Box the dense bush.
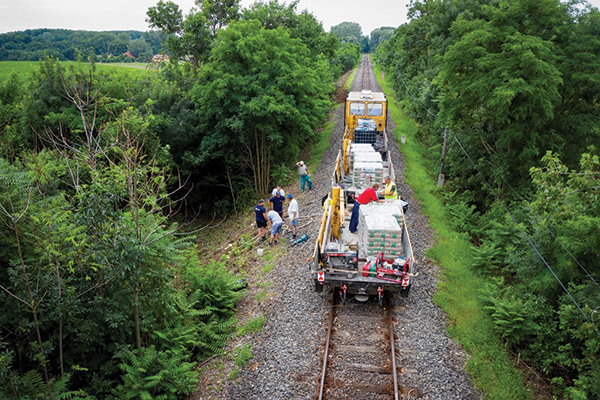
[377,0,600,397]
[0,60,243,398]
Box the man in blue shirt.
[254,199,268,241]
[269,191,285,220]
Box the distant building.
[152,54,169,62]
[123,51,136,58]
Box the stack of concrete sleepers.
[350,142,383,187]
[357,206,404,260]
[349,143,376,171]
[360,202,404,226]
[353,161,384,188]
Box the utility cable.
[473,142,600,291]
[384,64,599,331]
[453,135,600,336]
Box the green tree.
[242,0,339,61]
[331,21,364,47]
[369,26,395,53]
[190,20,332,202]
[146,1,211,69]
[438,0,564,197]
[146,0,240,69]
[127,38,153,61]
[0,59,244,398]
[330,42,361,77]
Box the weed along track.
[316,292,423,400]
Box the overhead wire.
[386,64,599,332]
[475,147,600,291]
[453,136,599,335]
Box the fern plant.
[113,345,198,400]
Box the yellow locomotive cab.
[344,90,387,141]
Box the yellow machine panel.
[344,90,387,140]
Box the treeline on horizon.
[376,0,600,398]
[0,23,397,64]
[0,29,165,63]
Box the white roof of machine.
[347,91,386,102]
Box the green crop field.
[0,61,41,78]
[96,62,152,70]
[0,61,153,79]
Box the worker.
[380,175,397,200]
[295,161,313,193]
[254,199,268,241]
[286,193,299,239]
[269,191,285,220]
[271,185,285,197]
[349,183,380,233]
[267,210,283,246]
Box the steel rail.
[387,295,400,400]
[317,291,337,400]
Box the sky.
[1,0,599,37]
[0,0,411,36]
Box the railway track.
[314,55,425,400]
[316,291,416,400]
[359,54,373,91]
[315,292,424,400]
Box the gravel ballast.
[198,55,482,400]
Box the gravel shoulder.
[193,56,482,400]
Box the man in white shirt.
[286,193,299,239]
[267,210,283,246]
[272,185,285,197]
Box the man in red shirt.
[349,183,380,233]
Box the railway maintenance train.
[311,90,416,305]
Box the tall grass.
[373,63,530,399]
[307,105,340,172]
[345,70,356,90]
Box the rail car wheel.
[314,280,323,293]
[339,284,347,305]
[377,286,384,308]
[400,286,411,298]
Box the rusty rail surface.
[317,291,337,400]
[316,292,400,400]
[388,295,399,400]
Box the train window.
[349,102,365,115]
[367,103,383,116]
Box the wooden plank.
[341,362,388,374]
[350,382,390,394]
[400,386,424,397]
[335,345,381,353]
[334,331,385,341]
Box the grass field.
[0,61,153,79]
[96,62,152,70]
[373,63,531,400]
[0,61,41,77]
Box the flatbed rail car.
[311,90,416,305]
